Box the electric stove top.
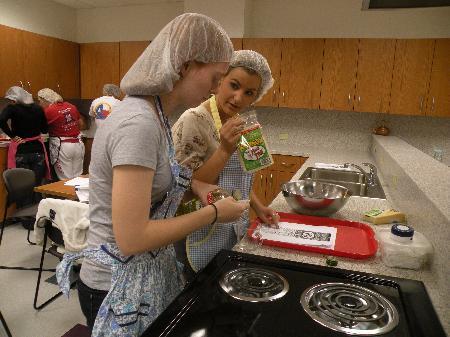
[143,250,446,337]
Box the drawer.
[272,154,307,172]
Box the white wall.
[76,2,184,42]
[0,0,77,41]
[184,0,246,37]
[246,0,450,38]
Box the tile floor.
[0,224,85,337]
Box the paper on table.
[256,221,337,249]
[75,187,89,203]
[64,177,89,187]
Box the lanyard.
[209,95,222,136]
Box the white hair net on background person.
[229,50,274,103]
[37,88,63,104]
[120,13,234,96]
[103,84,121,97]
[5,86,34,104]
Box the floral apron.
[57,96,192,336]
[185,95,254,272]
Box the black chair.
[0,168,39,247]
[33,217,78,310]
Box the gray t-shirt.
[80,96,173,291]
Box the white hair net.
[229,50,274,103]
[120,13,233,96]
[103,84,121,97]
[5,86,34,104]
[37,88,63,104]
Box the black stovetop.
[143,250,446,337]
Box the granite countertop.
[234,144,449,333]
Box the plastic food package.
[376,224,433,270]
[237,112,274,173]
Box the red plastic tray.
[248,212,377,259]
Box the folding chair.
[0,168,38,247]
[33,217,78,310]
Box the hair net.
[121,13,233,96]
[37,88,63,104]
[229,50,274,103]
[103,84,121,97]
[5,86,34,104]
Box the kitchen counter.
[235,142,449,333]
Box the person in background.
[173,50,280,277]
[37,88,85,180]
[56,13,248,336]
[0,86,49,190]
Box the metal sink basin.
[299,167,386,199]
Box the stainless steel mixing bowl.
[281,180,352,216]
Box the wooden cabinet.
[389,39,435,116]
[0,24,80,99]
[0,25,24,95]
[231,38,242,51]
[354,39,395,113]
[250,154,307,220]
[320,39,359,111]
[279,39,324,109]
[425,39,450,117]
[80,42,120,99]
[119,41,149,81]
[242,38,282,107]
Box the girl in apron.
[173,50,280,275]
[56,13,248,336]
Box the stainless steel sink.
[299,167,386,199]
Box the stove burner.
[219,268,289,302]
[300,283,399,336]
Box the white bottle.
[377,223,433,270]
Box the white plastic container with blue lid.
[377,223,433,270]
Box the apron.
[56,96,192,336]
[185,95,254,272]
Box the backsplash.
[253,107,450,165]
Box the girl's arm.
[112,164,248,255]
[250,190,280,227]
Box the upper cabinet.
[242,38,282,107]
[389,39,435,116]
[279,39,324,109]
[119,41,149,81]
[425,39,450,117]
[80,42,120,99]
[0,24,80,99]
[354,39,395,113]
[320,39,359,111]
[231,38,243,51]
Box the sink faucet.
[343,163,377,186]
[362,163,378,186]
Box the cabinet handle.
[419,96,424,112]
[19,81,24,88]
[431,97,435,112]
[358,96,361,103]
[57,83,61,92]
[260,174,263,190]
[281,162,294,167]
[27,81,31,91]
[348,94,351,105]
[269,173,273,190]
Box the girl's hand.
[255,205,280,228]
[214,197,249,223]
[190,179,220,205]
[219,116,244,154]
[12,136,25,144]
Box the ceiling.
[52,0,181,9]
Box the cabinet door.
[389,39,435,116]
[355,39,395,113]
[0,25,24,95]
[80,43,120,99]
[22,32,53,97]
[242,38,282,107]
[280,39,324,109]
[51,39,80,99]
[231,38,242,51]
[119,41,149,81]
[320,39,359,111]
[426,39,450,117]
[270,170,295,204]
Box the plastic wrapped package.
[377,224,433,270]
